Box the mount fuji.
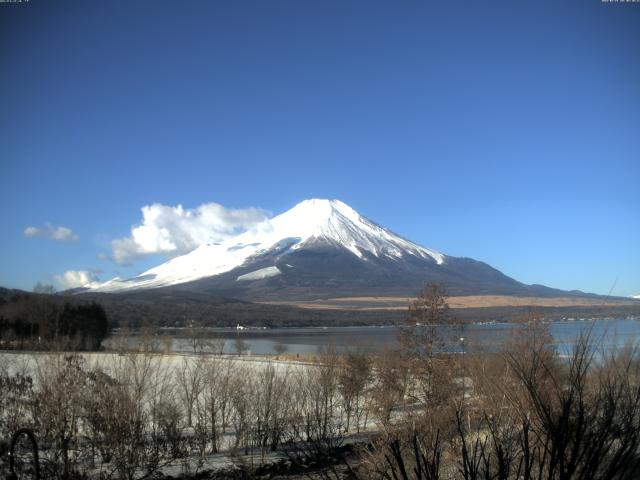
[85,199,575,300]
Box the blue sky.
[1,0,638,296]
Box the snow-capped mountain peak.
[267,199,443,261]
[88,199,445,292]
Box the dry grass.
[261,295,640,311]
[273,352,320,363]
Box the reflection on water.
[104,318,640,356]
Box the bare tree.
[254,363,292,460]
[176,356,205,427]
[185,320,211,353]
[201,356,236,452]
[235,336,249,356]
[160,334,173,353]
[338,351,371,432]
[210,337,227,355]
[398,283,458,408]
[229,366,253,454]
[274,341,288,357]
[82,367,151,480]
[370,348,410,426]
[139,322,161,352]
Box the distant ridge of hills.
[2,285,639,330]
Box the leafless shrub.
[33,354,87,479]
[0,372,34,441]
[382,430,443,480]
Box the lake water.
[106,317,640,356]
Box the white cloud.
[109,202,270,265]
[24,223,79,242]
[54,270,100,289]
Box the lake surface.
[105,317,640,356]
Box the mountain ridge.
[81,199,610,301]
[88,199,445,293]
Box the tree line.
[0,293,110,350]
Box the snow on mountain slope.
[237,266,282,282]
[633,294,640,300]
[89,199,445,292]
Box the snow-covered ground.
[0,350,312,382]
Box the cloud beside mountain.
[108,202,270,265]
[24,223,79,242]
[54,269,100,289]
